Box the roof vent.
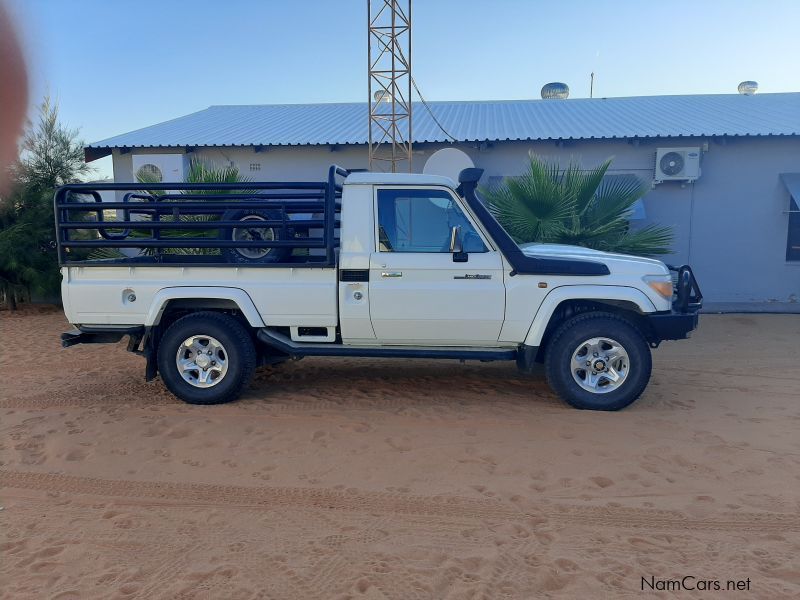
[737,81,758,95]
[541,82,569,99]
[373,90,391,103]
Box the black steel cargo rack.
[54,165,348,268]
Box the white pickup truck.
[56,166,702,410]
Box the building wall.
[457,136,800,303]
[111,135,800,304]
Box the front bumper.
[645,264,703,343]
[668,263,703,313]
[645,310,700,342]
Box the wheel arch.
[525,285,656,350]
[144,287,265,328]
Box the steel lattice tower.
[368,0,412,172]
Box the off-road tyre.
[221,208,292,264]
[544,312,652,411]
[157,311,256,405]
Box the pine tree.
[0,97,91,308]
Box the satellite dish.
[423,148,475,183]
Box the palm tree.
[481,154,673,256]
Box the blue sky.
[8,0,800,178]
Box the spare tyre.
[221,208,292,264]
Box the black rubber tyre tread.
[221,208,292,264]
[157,311,256,405]
[544,311,651,411]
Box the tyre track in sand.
[0,380,564,414]
[3,470,799,534]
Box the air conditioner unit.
[654,147,701,183]
[131,154,186,183]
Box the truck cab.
[337,172,508,345]
[57,166,702,410]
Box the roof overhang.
[85,146,113,162]
[84,132,800,164]
[780,173,800,210]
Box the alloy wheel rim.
[233,215,275,259]
[570,336,630,394]
[176,335,229,388]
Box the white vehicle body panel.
[368,250,506,345]
[61,173,675,352]
[499,247,670,344]
[499,276,667,345]
[523,285,657,347]
[338,182,376,342]
[62,266,337,328]
[365,184,506,346]
[144,287,265,327]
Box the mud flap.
[139,328,159,382]
[515,344,539,374]
[144,347,158,381]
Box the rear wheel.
[544,312,651,411]
[157,312,256,405]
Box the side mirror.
[449,225,468,263]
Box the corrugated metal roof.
[87,93,800,158]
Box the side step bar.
[256,329,518,361]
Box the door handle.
[381,271,403,278]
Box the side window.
[788,196,800,261]
[783,177,800,262]
[377,189,487,253]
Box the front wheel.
[544,312,652,411]
[157,312,256,405]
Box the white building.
[86,93,800,308]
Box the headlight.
[643,274,673,299]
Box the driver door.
[368,187,506,345]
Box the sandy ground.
[0,307,799,599]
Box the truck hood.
[519,243,669,275]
